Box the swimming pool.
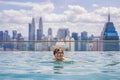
[0,51,120,80]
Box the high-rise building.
[57,28,70,40]
[3,30,11,50]
[100,9,119,51]
[12,30,17,40]
[37,17,43,40]
[39,17,43,34]
[28,18,36,50]
[72,32,78,51]
[17,33,25,50]
[37,29,41,40]
[0,31,3,47]
[32,18,35,40]
[0,31,3,41]
[48,28,52,36]
[12,30,17,50]
[17,33,22,40]
[3,30,10,41]
[47,28,53,50]
[29,23,32,40]
[80,31,88,51]
[29,18,35,40]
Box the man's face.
[54,51,64,60]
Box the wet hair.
[53,48,64,55]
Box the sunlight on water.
[0,51,120,80]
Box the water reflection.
[53,65,64,74]
[53,60,75,74]
[53,60,64,74]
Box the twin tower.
[29,17,43,41]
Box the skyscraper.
[3,30,10,41]
[32,18,35,40]
[3,30,11,50]
[12,30,17,50]
[12,30,17,40]
[28,18,36,50]
[101,9,119,51]
[48,28,52,36]
[17,33,22,40]
[0,31,3,47]
[47,28,53,51]
[37,17,43,40]
[29,18,35,40]
[39,17,43,35]
[81,31,88,51]
[29,23,32,40]
[72,32,78,51]
[0,31,3,41]
[57,28,70,40]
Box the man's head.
[53,48,64,60]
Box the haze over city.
[0,0,120,38]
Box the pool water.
[0,51,120,80]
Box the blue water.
[0,51,120,80]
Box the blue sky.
[0,0,120,37]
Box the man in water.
[53,48,66,61]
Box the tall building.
[28,18,36,50]
[37,29,41,40]
[47,28,53,51]
[3,30,10,41]
[39,17,43,35]
[17,33,25,50]
[0,31,3,47]
[12,30,17,40]
[57,28,69,40]
[72,32,78,51]
[17,33,22,40]
[48,28,52,36]
[29,23,32,40]
[100,9,119,51]
[29,18,35,40]
[3,30,11,50]
[0,31,3,41]
[32,18,35,40]
[37,17,43,40]
[12,30,17,50]
[80,31,88,51]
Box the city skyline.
[0,0,120,38]
[0,12,119,51]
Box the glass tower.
[101,9,119,51]
[28,18,35,50]
[37,17,43,40]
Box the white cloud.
[68,5,87,14]
[31,2,55,17]
[0,1,55,23]
[63,5,105,23]
[44,13,67,22]
[94,7,120,15]
[0,9,31,24]
[94,7,120,22]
